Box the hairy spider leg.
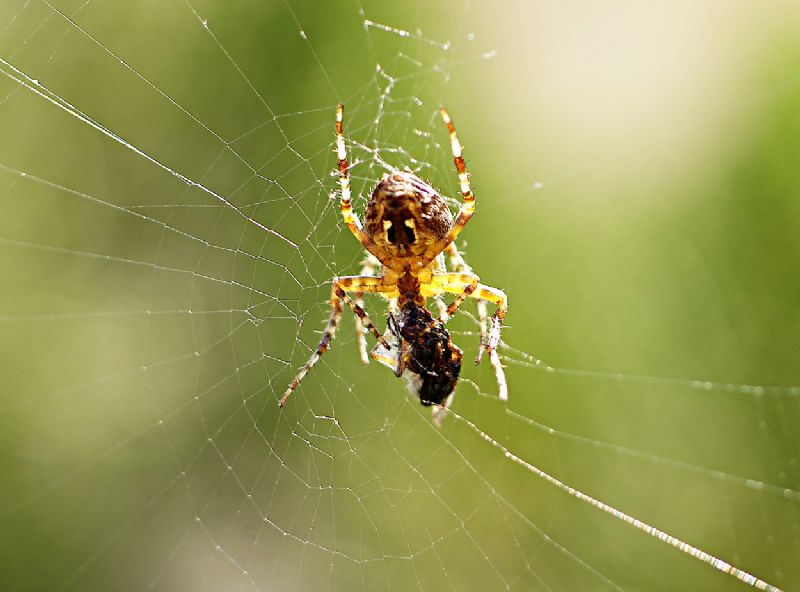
[420,108,477,265]
[430,252,450,318]
[472,283,507,367]
[336,105,394,264]
[444,243,488,345]
[427,272,509,400]
[280,276,391,407]
[440,107,475,205]
[430,272,505,347]
[444,242,469,272]
[353,254,383,364]
[441,276,479,321]
[336,104,361,238]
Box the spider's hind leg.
[280,286,344,408]
[279,276,391,407]
[353,254,383,364]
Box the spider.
[279,104,508,419]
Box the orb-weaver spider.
[280,104,508,421]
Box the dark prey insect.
[279,103,508,420]
[381,302,463,402]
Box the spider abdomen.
[365,171,453,261]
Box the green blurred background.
[1,1,799,590]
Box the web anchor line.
[453,411,784,592]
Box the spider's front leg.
[279,275,390,407]
[335,104,389,268]
[421,108,476,264]
[336,104,362,242]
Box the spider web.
[1,1,799,590]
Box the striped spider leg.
[279,276,391,407]
[428,271,508,401]
[429,108,508,400]
[353,254,383,364]
[443,242,489,359]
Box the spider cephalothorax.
[280,104,508,421]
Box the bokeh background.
[1,1,799,590]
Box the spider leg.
[475,300,488,361]
[444,242,470,273]
[441,275,479,322]
[279,275,391,407]
[337,280,391,347]
[443,243,488,346]
[427,272,509,401]
[421,108,476,264]
[471,285,506,336]
[335,105,392,263]
[335,104,363,240]
[467,284,508,401]
[440,107,475,223]
[426,272,479,322]
[353,254,383,364]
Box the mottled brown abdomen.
[364,171,453,261]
